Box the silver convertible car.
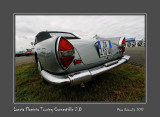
[33,31,130,86]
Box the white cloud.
[15,15,145,52]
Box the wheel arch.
[35,52,38,64]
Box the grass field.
[15,62,145,102]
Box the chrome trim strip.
[41,55,130,85]
[119,37,125,46]
[104,60,118,67]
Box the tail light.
[74,59,82,65]
[57,37,75,69]
[120,37,125,53]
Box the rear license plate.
[97,40,112,57]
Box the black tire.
[37,58,49,84]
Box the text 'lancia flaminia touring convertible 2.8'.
[33,31,130,86]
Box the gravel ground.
[15,55,34,66]
[125,46,145,66]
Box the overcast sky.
[15,15,145,52]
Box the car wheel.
[37,58,48,84]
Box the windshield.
[49,32,80,39]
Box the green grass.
[15,63,145,102]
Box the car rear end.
[40,33,130,85]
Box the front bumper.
[41,55,130,85]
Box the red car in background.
[25,49,32,56]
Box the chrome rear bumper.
[41,55,130,85]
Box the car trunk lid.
[68,36,122,65]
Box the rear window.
[36,32,80,44]
[36,32,51,43]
